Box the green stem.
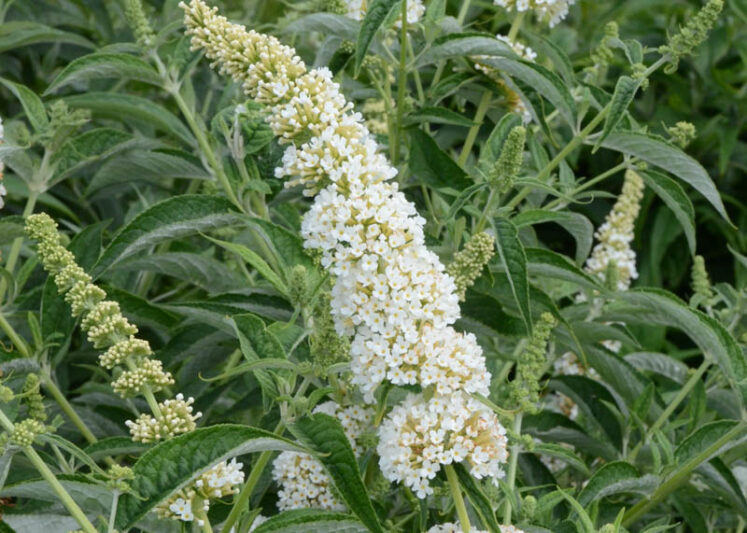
[0,411,97,533]
[194,498,214,533]
[544,161,627,210]
[628,359,712,462]
[475,188,499,233]
[222,422,285,532]
[507,11,525,42]
[108,491,120,533]
[393,0,409,166]
[445,464,471,533]
[458,90,493,167]
[0,311,31,357]
[456,0,473,25]
[622,421,747,527]
[0,191,39,302]
[170,87,242,211]
[125,358,163,418]
[502,413,523,524]
[42,375,99,445]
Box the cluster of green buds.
[667,121,697,148]
[123,0,156,48]
[584,22,619,83]
[446,232,496,301]
[660,0,723,73]
[510,312,557,412]
[3,418,47,448]
[310,293,351,369]
[106,464,135,493]
[491,126,526,193]
[21,374,47,422]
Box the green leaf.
[493,217,532,334]
[453,463,501,533]
[64,92,194,145]
[87,149,208,194]
[513,209,593,265]
[52,128,139,184]
[578,462,657,506]
[254,510,369,533]
[416,33,514,66]
[479,57,576,126]
[0,78,48,133]
[674,421,747,465]
[697,458,747,518]
[624,352,689,385]
[232,313,287,404]
[114,252,244,294]
[83,437,151,460]
[0,21,94,53]
[640,170,696,255]
[354,0,399,75]
[45,53,161,94]
[1,476,111,516]
[405,107,477,128]
[533,443,590,475]
[597,131,731,223]
[291,414,384,533]
[525,248,602,291]
[115,425,305,529]
[3,514,78,533]
[594,76,640,151]
[92,195,241,276]
[476,112,521,178]
[284,14,359,41]
[206,235,289,296]
[523,412,617,460]
[604,289,747,405]
[409,128,470,191]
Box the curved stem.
[445,464,471,533]
[42,376,99,445]
[458,90,493,167]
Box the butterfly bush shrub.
[0,0,745,532]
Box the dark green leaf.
[254,510,368,533]
[0,21,94,53]
[594,76,640,151]
[493,217,532,333]
[513,209,593,265]
[578,462,657,506]
[409,128,470,191]
[0,78,48,132]
[453,462,501,532]
[640,170,696,255]
[354,0,399,75]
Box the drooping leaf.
[640,170,696,255]
[409,128,471,191]
[525,248,602,291]
[416,33,514,66]
[0,78,48,133]
[115,425,305,529]
[92,195,241,276]
[291,414,384,533]
[354,0,399,75]
[51,128,140,184]
[0,21,94,53]
[64,92,194,145]
[513,209,594,265]
[493,217,532,333]
[254,510,369,533]
[578,462,657,506]
[597,131,731,223]
[45,53,161,94]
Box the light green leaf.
[604,289,747,404]
[115,425,305,529]
[493,217,532,334]
[354,0,399,75]
[51,128,140,184]
[87,149,208,194]
[92,195,241,276]
[284,14,359,41]
[206,235,288,296]
[0,78,48,133]
[3,514,79,533]
[416,34,514,66]
[533,443,590,475]
[405,107,477,127]
[513,209,594,265]
[525,248,602,291]
[1,476,111,516]
[232,313,286,361]
[0,21,94,53]
[641,170,696,255]
[594,76,640,151]
[674,421,747,465]
[254,510,368,533]
[597,131,731,223]
[45,53,161,94]
[453,463,501,533]
[578,462,657,506]
[291,414,384,533]
[624,352,690,385]
[83,437,151,460]
[114,252,244,294]
[64,92,194,145]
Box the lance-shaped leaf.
[354,0,399,75]
[45,53,161,94]
[493,217,532,334]
[641,170,696,255]
[578,462,658,507]
[593,76,640,151]
[254,510,369,533]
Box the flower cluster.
[584,169,645,291]
[126,393,202,442]
[447,232,496,301]
[183,0,508,498]
[428,525,525,533]
[343,0,425,28]
[493,0,575,27]
[378,392,508,497]
[157,459,245,522]
[0,116,6,209]
[272,401,373,510]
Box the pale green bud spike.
[22,374,47,422]
[690,255,714,309]
[9,418,47,448]
[310,293,350,369]
[491,126,526,192]
[667,121,697,148]
[660,0,724,74]
[123,0,156,48]
[510,312,557,412]
[446,232,496,301]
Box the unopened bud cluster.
[510,313,557,411]
[126,394,202,442]
[447,232,496,301]
[22,374,47,421]
[660,0,724,73]
[7,419,47,448]
[124,0,156,47]
[690,255,714,309]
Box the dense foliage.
[0,0,745,532]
